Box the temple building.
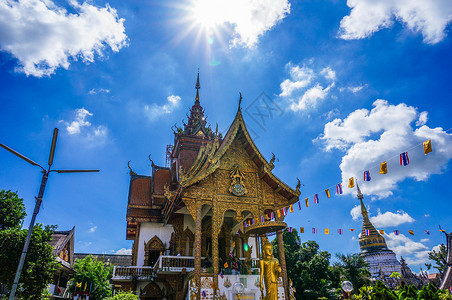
[357,185,402,279]
[112,73,300,299]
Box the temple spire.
[195,69,200,102]
[357,183,388,253]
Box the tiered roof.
[358,185,389,253]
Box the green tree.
[370,280,397,300]
[105,290,138,300]
[69,255,113,300]
[335,253,371,291]
[0,190,26,230]
[272,230,339,300]
[0,224,57,299]
[0,190,57,299]
[428,244,448,274]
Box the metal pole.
[9,170,48,300]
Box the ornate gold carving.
[296,178,301,194]
[229,165,247,196]
[201,277,213,289]
[223,277,231,288]
[269,152,276,170]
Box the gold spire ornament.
[260,236,281,300]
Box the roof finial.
[238,92,242,111]
[195,69,200,102]
[356,182,363,200]
[128,160,136,176]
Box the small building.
[49,227,76,299]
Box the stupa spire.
[358,183,388,253]
[195,69,200,103]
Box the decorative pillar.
[277,229,290,299]
[211,206,221,297]
[194,202,202,299]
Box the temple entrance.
[144,236,165,266]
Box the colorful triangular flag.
[300,227,304,233]
[348,177,355,188]
[364,170,371,181]
[423,139,432,155]
[337,183,343,194]
[380,161,388,174]
[400,152,410,166]
[314,194,319,204]
[325,228,329,235]
[289,204,293,213]
[325,189,330,198]
[305,198,309,207]
[408,230,414,235]
[379,230,384,235]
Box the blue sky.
[1,0,452,272]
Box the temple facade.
[112,73,300,300]
[357,186,402,279]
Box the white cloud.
[323,108,340,120]
[385,233,428,259]
[115,248,132,255]
[339,85,366,94]
[279,63,336,112]
[317,100,452,197]
[89,88,111,95]
[370,210,415,227]
[60,108,108,145]
[0,0,127,77]
[321,67,336,81]
[144,94,181,121]
[386,234,440,266]
[351,204,362,221]
[339,0,452,44]
[192,0,290,48]
[416,111,428,126]
[88,225,97,233]
[65,108,92,134]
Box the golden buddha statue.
[260,237,281,300]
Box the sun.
[191,0,226,29]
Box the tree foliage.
[105,290,138,300]
[69,255,113,300]
[334,253,371,291]
[428,244,448,274]
[0,190,26,230]
[0,224,57,299]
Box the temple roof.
[179,95,300,202]
[180,71,217,139]
[358,185,389,253]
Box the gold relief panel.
[261,180,275,204]
[219,139,258,172]
[215,169,258,198]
